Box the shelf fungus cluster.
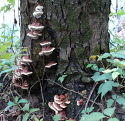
[12,55,32,89]
[48,94,70,120]
[27,4,44,39]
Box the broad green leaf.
[102,68,118,73]
[21,103,30,111]
[97,53,110,61]
[120,60,125,66]
[98,81,117,98]
[14,96,19,103]
[58,75,67,83]
[91,72,112,82]
[29,108,40,113]
[22,113,30,121]
[53,115,61,121]
[1,53,12,59]
[0,83,3,87]
[61,75,67,78]
[117,10,125,16]
[111,50,125,59]
[18,99,28,103]
[34,117,39,121]
[112,95,117,100]
[80,112,105,121]
[4,105,13,111]
[103,107,116,117]
[7,101,15,106]
[112,72,120,80]
[81,107,94,114]
[0,45,7,52]
[0,66,17,76]
[116,97,125,105]
[107,99,114,108]
[108,118,119,121]
[86,64,94,68]
[86,107,94,113]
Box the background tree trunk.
[20,0,110,120]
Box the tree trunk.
[20,0,110,120]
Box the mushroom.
[35,5,44,12]
[28,21,44,31]
[60,103,67,108]
[33,11,44,18]
[22,80,29,87]
[12,79,21,87]
[54,95,60,101]
[32,30,42,36]
[48,102,58,114]
[21,55,32,63]
[40,41,51,46]
[53,102,63,111]
[27,31,39,39]
[77,99,84,106]
[45,62,57,68]
[39,46,55,56]
[20,86,29,90]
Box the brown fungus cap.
[40,41,51,46]
[45,62,57,68]
[39,46,55,56]
[28,21,44,31]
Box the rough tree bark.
[20,0,110,120]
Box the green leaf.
[107,99,114,108]
[18,99,28,103]
[111,50,125,59]
[80,112,105,121]
[34,117,39,121]
[108,118,119,121]
[22,113,30,121]
[112,95,117,100]
[29,108,40,113]
[52,115,61,121]
[14,96,19,103]
[91,72,112,82]
[116,97,125,105]
[1,53,12,59]
[97,53,110,61]
[21,103,30,111]
[98,81,117,98]
[117,10,125,16]
[112,72,120,80]
[0,45,7,52]
[86,107,94,113]
[7,101,15,106]
[103,107,116,117]
[102,68,118,73]
[58,75,67,83]
[0,66,17,76]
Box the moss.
[59,36,69,49]
[93,43,100,55]
[87,1,99,13]
[75,46,85,66]
[66,7,81,31]
[81,13,89,28]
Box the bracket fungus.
[48,94,70,120]
[28,21,44,31]
[33,11,44,18]
[12,55,32,89]
[45,62,57,68]
[77,99,84,106]
[39,46,55,56]
[35,4,44,12]
[40,41,51,46]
